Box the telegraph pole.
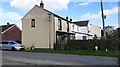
[100,0,106,39]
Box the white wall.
[89,24,101,38]
[75,33,88,40]
[79,27,88,33]
[70,23,92,40]
[22,5,54,49]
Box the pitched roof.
[0,24,14,32]
[22,5,87,25]
[35,5,72,23]
[73,20,89,26]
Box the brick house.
[0,23,21,41]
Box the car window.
[15,41,21,44]
[2,42,9,44]
[9,42,16,44]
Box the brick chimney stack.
[40,0,44,9]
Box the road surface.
[1,51,118,65]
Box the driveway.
[2,51,118,65]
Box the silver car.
[0,40,24,50]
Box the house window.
[31,19,35,27]
[77,26,79,31]
[58,19,62,30]
[88,30,90,33]
[72,25,74,30]
[67,23,69,32]
[82,36,87,40]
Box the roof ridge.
[0,24,14,27]
[73,20,89,23]
[35,5,72,22]
[0,24,15,32]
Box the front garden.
[25,50,118,57]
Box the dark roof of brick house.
[0,24,14,32]
[73,20,89,26]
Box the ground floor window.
[82,36,87,40]
[55,31,75,50]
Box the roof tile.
[0,24,14,32]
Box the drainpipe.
[66,16,69,32]
[70,18,72,32]
[48,13,51,49]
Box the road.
[1,51,118,65]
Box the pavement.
[2,59,29,65]
[1,51,118,65]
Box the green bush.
[68,40,118,51]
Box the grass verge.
[24,50,118,57]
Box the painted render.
[22,5,72,49]
[22,5,50,49]
[22,4,101,49]
[71,23,93,40]
[89,24,101,39]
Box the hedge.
[68,40,119,51]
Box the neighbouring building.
[0,23,21,41]
[71,20,93,40]
[70,22,101,40]
[105,26,115,35]
[22,1,101,50]
[89,24,101,39]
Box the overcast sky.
[0,0,119,30]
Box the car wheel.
[11,47,16,51]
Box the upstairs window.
[58,19,62,30]
[77,26,79,31]
[31,19,35,27]
[67,23,69,32]
[72,25,74,30]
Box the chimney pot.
[40,0,44,9]
[70,18,72,21]
[66,16,68,20]
[7,22,10,25]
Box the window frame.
[77,26,79,32]
[67,22,69,32]
[72,25,74,30]
[82,36,87,40]
[58,19,62,30]
[31,19,35,27]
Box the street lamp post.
[100,0,106,39]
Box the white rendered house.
[70,20,93,40]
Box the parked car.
[0,40,24,51]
